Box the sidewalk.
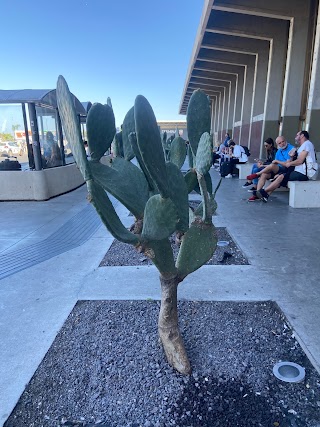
[1,173,320,425]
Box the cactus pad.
[89,157,148,218]
[135,95,169,198]
[87,103,116,161]
[142,195,178,240]
[195,132,212,175]
[187,89,211,156]
[170,136,187,170]
[176,221,217,278]
[166,162,189,233]
[56,75,91,181]
[87,180,139,245]
[122,107,136,161]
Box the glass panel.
[0,104,28,167]
[63,117,78,165]
[35,105,64,168]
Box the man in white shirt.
[284,130,316,180]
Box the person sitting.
[220,140,248,178]
[242,138,276,191]
[223,132,231,147]
[212,141,224,165]
[255,130,317,202]
[84,140,90,157]
[43,131,62,168]
[247,136,295,202]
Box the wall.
[0,164,84,201]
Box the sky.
[1,0,203,127]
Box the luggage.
[0,156,22,171]
[220,161,233,177]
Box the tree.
[11,124,20,140]
[0,133,14,142]
[56,76,218,375]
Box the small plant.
[56,76,220,375]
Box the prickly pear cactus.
[56,76,219,375]
[187,89,211,157]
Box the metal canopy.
[0,89,86,115]
[81,101,92,113]
[80,102,92,123]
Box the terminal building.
[157,121,188,140]
[180,0,320,159]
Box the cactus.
[187,89,211,157]
[56,76,219,375]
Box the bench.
[288,181,320,208]
[235,163,253,179]
[235,163,320,206]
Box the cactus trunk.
[158,275,191,375]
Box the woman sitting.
[242,138,276,191]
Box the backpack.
[241,145,251,157]
[304,156,319,180]
[0,157,21,171]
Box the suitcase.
[0,156,22,171]
[220,161,233,177]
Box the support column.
[281,10,311,138]
[262,38,288,149]
[28,103,42,171]
[233,69,245,143]
[306,4,320,151]
[249,44,270,157]
[240,62,255,146]
[228,76,237,137]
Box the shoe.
[248,195,259,202]
[242,181,252,188]
[246,173,258,180]
[225,173,232,178]
[256,189,269,202]
[247,187,257,192]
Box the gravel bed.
[100,227,248,267]
[5,300,320,427]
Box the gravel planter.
[6,301,320,427]
[100,227,248,267]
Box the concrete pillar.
[281,11,311,138]
[307,4,320,150]
[262,39,287,150]
[233,68,244,143]
[213,96,218,134]
[211,98,215,134]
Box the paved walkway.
[0,204,101,280]
[1,172,320,426]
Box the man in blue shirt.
[247,136,295,201]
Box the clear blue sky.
[1,0,203,126]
